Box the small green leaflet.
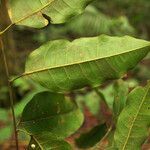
[114,81,150,150]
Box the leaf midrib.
[34,136,67,150]
[24,45,149,77]
[121,85,150,150]
[20,108,77,124]
[9,0,55,25]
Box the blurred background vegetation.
[0,0,150,149]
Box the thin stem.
[0,23,14,36]
[0,37,19,150]
[10,73,26,83]
[91,126,112,150]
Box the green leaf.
[14,89,45,117]
[76,124,107,148]
[22,35,150,93]
[113,80,128,121]
[28,135,72,150]
[8,0,93,28]
[19,91,84,139]
[98,84,115,110]
[84,91,102,116]
[114,81,150,150]
[66,6,135,37]
[76,90,101,116]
